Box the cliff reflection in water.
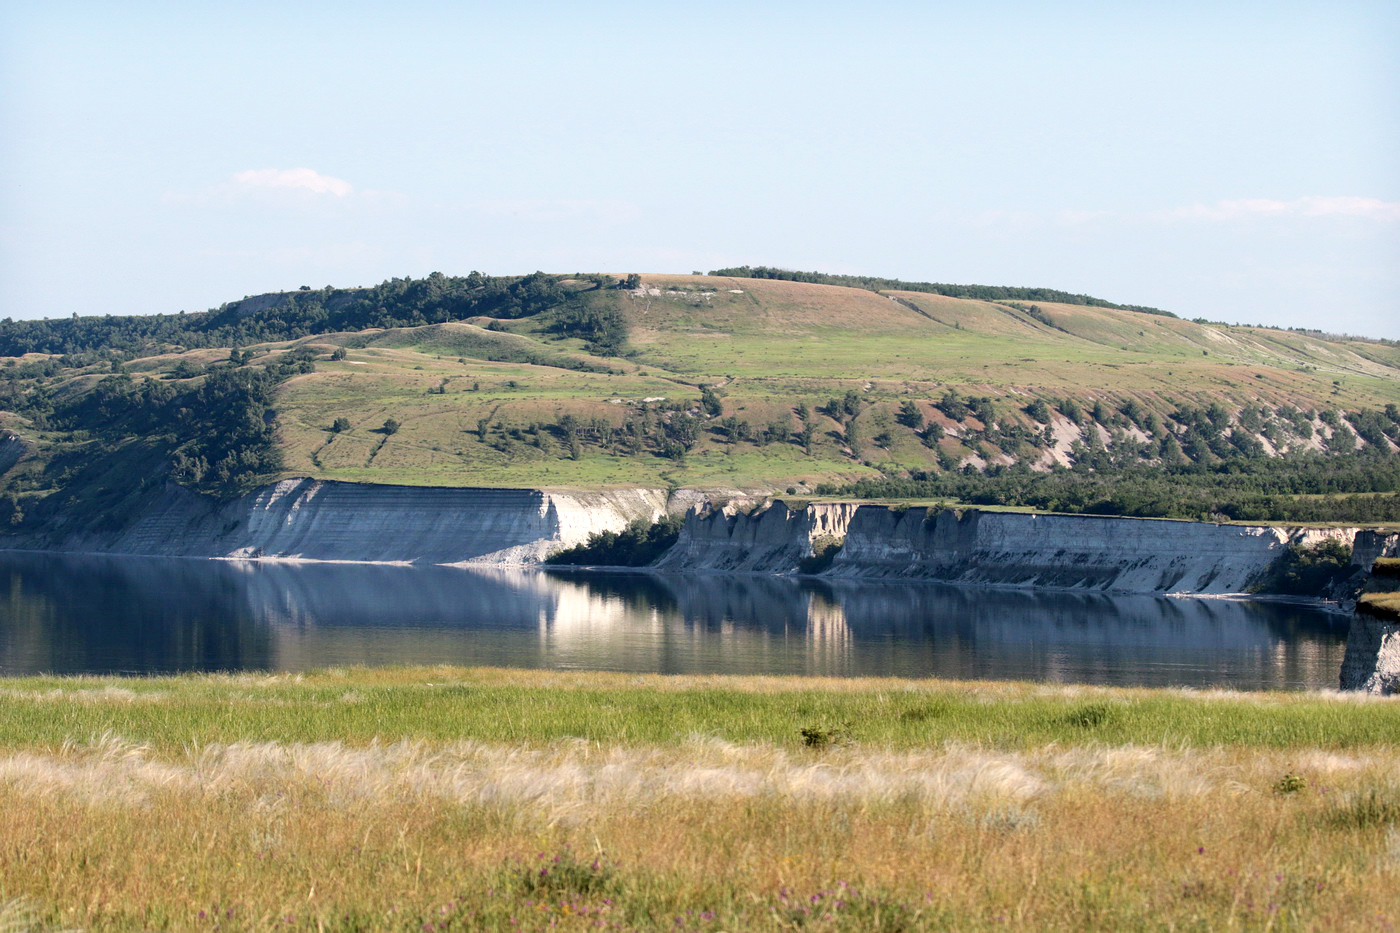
[0,552,1349,688]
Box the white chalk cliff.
[16,479,1398,598]
[658,501,1397,596]
[1339,610,1400,694]
[57,479,668,564]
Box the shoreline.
[1,543,1350,604]
[0,543,1353,605]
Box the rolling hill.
[1,270,1397,533]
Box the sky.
[2,1,1397,337]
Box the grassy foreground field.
[4,667,1400,931]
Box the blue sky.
[2,1,1397,336]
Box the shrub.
[1257,540,1354,596]
[799,723,850,748]
[798,535,843,574]
[1063,703,1117,729]
[515,849,616,898]
[546,515,683,567]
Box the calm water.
[0,551,1351,689]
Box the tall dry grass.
[5,733,1400,930]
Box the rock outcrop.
[1339,610,1400,694]
[1340,560,1400,694]
[829,506,1369,594]
[52,479,668,564]
[660,501,1396,596]
[652,500,858,573]
[13,475,1396,594]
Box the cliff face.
[652,501,859,573]
[55,479,667,565]
[15,476,1397,591]
[1339,611,1400,694]
[830,507,1365,594]
[661,502,1397,596]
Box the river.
[0,551,1349,688]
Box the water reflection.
[0,552,1349,689]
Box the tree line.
[818,454,1400,524]
[0,271,633,359]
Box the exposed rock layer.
[52,479,668,564]
[1339,610,1400,694]
[652,501,859,573]
[660,502,1398,595]
[11,478,1398,598]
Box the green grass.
[2,667,1397,753]
[261,276,1400,491]
[6,668,1400,931]
[1359,592,1400,622]
[621,277,1400,401]
[10,274,1400,497]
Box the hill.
[1,270,1398,536]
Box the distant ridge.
[708,266,1175,317]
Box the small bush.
[1256,539,1354,596]
[798,535,843,574]
[800,723,850,748]
[1063,703,1117,729]
[1274,771,1308,795]
[515,849,615,898]
[546,515,683,567]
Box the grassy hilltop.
[1,270,1398,530]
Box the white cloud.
[230,168,354,197]
[1162,196,1400,222]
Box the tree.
[330,417,352,433]
[700,386,723,418]
[936,391,970,422]
[841,390,862,421]
[897,400,924,431]
[382,418,400,435]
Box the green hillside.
[2,270,1398,532]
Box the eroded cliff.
[660,501,1398,596]
[49,479,668,564]
[652,501,859,573]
